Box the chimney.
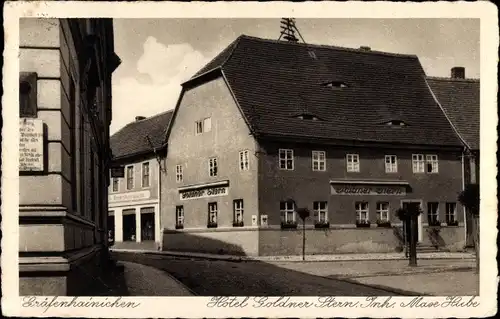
[359,46,371,51]
[135,116,146,122]
[451,67,465,79]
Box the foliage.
[458,183,480,216]
[395,206,422,221]
[376,220,392,228]
[296,207,310,220]
[356,220,371,228]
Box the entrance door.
[403,201,423,242]
[141,213,155,241]
[122,214,136,241]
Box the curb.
[326,276,431,296]
[111,248,476,262]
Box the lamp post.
[296,207,310,261]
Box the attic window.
[385,120,407,127]
[296,114,319,121]
[323,81,348,89]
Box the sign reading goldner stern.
[332,185,406,196]
[180,186,229,200]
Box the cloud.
[111,36,214,134]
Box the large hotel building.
[158,35,480,256]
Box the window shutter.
[19,72,38,118]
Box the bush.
[458,183,479,215]
[395,206,422,221]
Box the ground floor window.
[176,205,184,229]
[233,199,244,226]
[140,208,155,241]
[376,202,390,222]
[445,202,458,225]
[313,201,328,223]
[427,202,440,225]
[280,201,296,225]
[208,202,218,227]
[355,202,369,226]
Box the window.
[346,154,360,172]
[209,157,218,177]
[426,155,439,173]
[427,202,439,225]
[208,202,218,227]
[412,154,425,173]
[111,178,119,193]
[445,203,457,224]
[126,165,134,190]
[376,202,390,222]
[385,155,397,173]
[19,72,38,117]
[355,202,369,222]
[280,201,296,223]
[195,117,212,134]
[233,199,244,226]
[312,151,326,171]
[175,206,184,229]
[175,165,183,183]
[313,201,328,223]
[239,150,249,171]
[142,162,150,187]
[279,149,294,170]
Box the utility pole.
[278,18,306,43]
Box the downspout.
[461,147,467,246]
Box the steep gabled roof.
[185,35,463,147]
[111,110,173,159]
[427,77,480,150]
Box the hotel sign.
[180,186,229,201]
[109,190,151,203]
[332,186,406,196]
[19,119,44,172]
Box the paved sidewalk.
[119,261,195,296]
[109,248,475,262]
[272,259,478,296]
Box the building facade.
[19,18,120,295]
[160,35,468,256]
[427,67,480,247]
[108,112,172,248]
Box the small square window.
[426,155,439,173]
[346,154,360,172]
[385,155,397,173]
[412,154,425,173]
[279,149,294,170]
[312,151,326,171]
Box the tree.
[458,183,480,273]
[296,207,310,261]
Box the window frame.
[346,153,360,172]
[427,202,440,224]
[126,165,134,190]
[412,154,425,173]
[175,164,183,183]
[195,120,203,135]
[175,205,184,228]
[385,155,398,173]
[141,161,150,188]
[280,201,296,223]
[209,157,218,177]
[426,154,439,173]
[239,150,250,171]
[279,149,294,170]
[203,117,212,133]
[233,199,244,226]
[208,202,218,226]
[376,202,390,222]
[445,202,457,224]
[312,151,326,172]
[355,202,369,222]
[111,177,119,193]
[313,201,328,223]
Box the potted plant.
[446,220,459,227]
[314,221,330,229]
[232,221,244,227]
[355,220,371,228]
[281,220,298,229]
[376,219,392,228]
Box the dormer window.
[322,81,348,89]
[385,120,407,127]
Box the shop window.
[427,202,440,226]
[175,206,184,229]
[346,154,360,172]
[208,202,218,228]
[19,72,38,117]
[233,199,244,227]
[279,149,294,170]
[312,151,326,171]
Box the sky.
[111,18,480,135]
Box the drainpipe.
[461,147,467,246]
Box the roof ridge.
[238,34,419,59]
[426,76,480,83]
[111,110,174,139]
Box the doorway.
[402,201,423,242]
[107,214,115,242]
[141,212,155,241]
[122,212,136,241]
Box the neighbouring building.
[108,111,172,249]
[19,18,121,294]
[427,67,480,247]
[160,35,468,257]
